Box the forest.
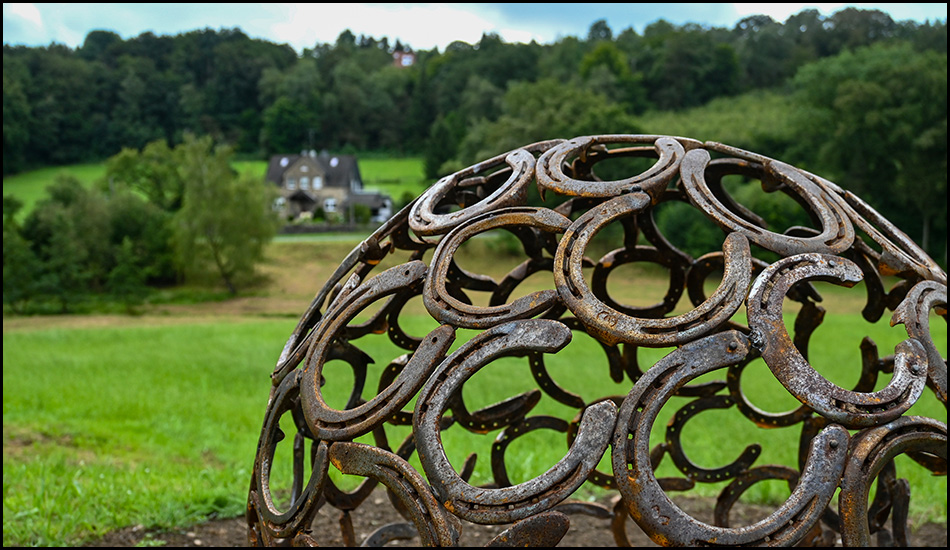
[2,6,947,311]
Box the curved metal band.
[250,371,329,538]
[747,253,929,428]
[409,140,563,236]
[423,207,571,329]
[328,442,460,546]
[300,261,456,441]
[554,192,751,346]
[611,330,850,546]
[681,148,854,256]
[891,280,948,403]
[413,319,618,524]
[839,416,947,546]
[537,135,699,199]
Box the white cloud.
[264,3,546,51]
[6,2,43,27]
[3,3,946,51]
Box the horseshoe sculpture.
[612,330,850,546]
[554,192,752,346]
[247,135,947,547]
[413,319,618,524]
[746,253,929,428]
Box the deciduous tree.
[172,134,280,294]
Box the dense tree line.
[4,8,944,173]
[2,6,947,305]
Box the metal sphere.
[247,135,947,547]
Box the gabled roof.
[265,152,363,189]
[265,154,303,185]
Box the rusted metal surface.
[247,135,947,546]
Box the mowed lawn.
[2,163,107,219]
[4,156,429,222]
[235,156,430,201]
[4,233,947,546]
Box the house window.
[313,176,323,189]
[301,165,309,172]
[287,178,297,190]
[324,198,337,213]
[300,177,310,190]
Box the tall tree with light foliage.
[172,134,280,294]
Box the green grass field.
[2,163,108,219]
[3,297,946,546]
[236,156,430,201]
[4,156,428,223]
[3,153,947,546]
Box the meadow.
[4,156,430,221]
[3,235,947,547]
[3,150,947,546]
[236,156,429,205]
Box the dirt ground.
[86,488,948,548]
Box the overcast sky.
[3,3,948,53]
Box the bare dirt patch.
[86,488,948,547]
